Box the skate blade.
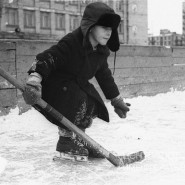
[53,153,88,162]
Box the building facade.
[149,2,185,47]
[183,1,185,35]
[150,1,185,47]
[0,0,148,45]
[148,29,185,46]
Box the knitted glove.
[111,96,130,118]
[22,73,42,105]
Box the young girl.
[23,2,130,160]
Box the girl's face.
[89,25,112,48]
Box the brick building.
[148,29,185,46]
[0,0,148,45]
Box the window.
[40,12,50,29]
[118,20,124,33]
[81,0,93,5]
[116,0,123,11]
[70,15,79,31]
[40,0,50,2]
[24,10,35,28]
[55,0,65,3]
[55,13,65,30]
[6,8,18,26]
[69,0,78,5]
[23,0,35,7]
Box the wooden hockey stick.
[0,66,145,167]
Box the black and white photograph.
[0,0,185,184]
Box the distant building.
[148,29,185,46]
[148,1,185,47]
[0,0,148,45]
[183,1,185,35]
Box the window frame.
[55,13,65,30]
[40,11,51,29]
[6,8,18,27]
[24,10,35,28]
[118,20,124,34]
[70,15,79,31]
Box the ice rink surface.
[0,90,185,185]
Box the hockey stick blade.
[107,151,144,167]
[118,151,145,166]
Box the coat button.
[63,87,67,91]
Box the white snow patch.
[0,156,7,174]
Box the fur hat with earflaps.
[81,2,121,52]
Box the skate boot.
[54,128,89,162]
[75,134,105,159]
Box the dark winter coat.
[28,2,120,125]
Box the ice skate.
[54,131,89,162]
[75,135,105,159]
[53,152,88,162]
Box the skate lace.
[75,136,103,158]
[75,136,89,147]
[72,138,85,148]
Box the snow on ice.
[0,90,185,185]
[0,156,7,174]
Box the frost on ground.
[0,90,185,185]
[0,156,7,174]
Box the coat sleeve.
[28,41,69,81]
[95,58,120,100]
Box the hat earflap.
[107,29,120,52]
